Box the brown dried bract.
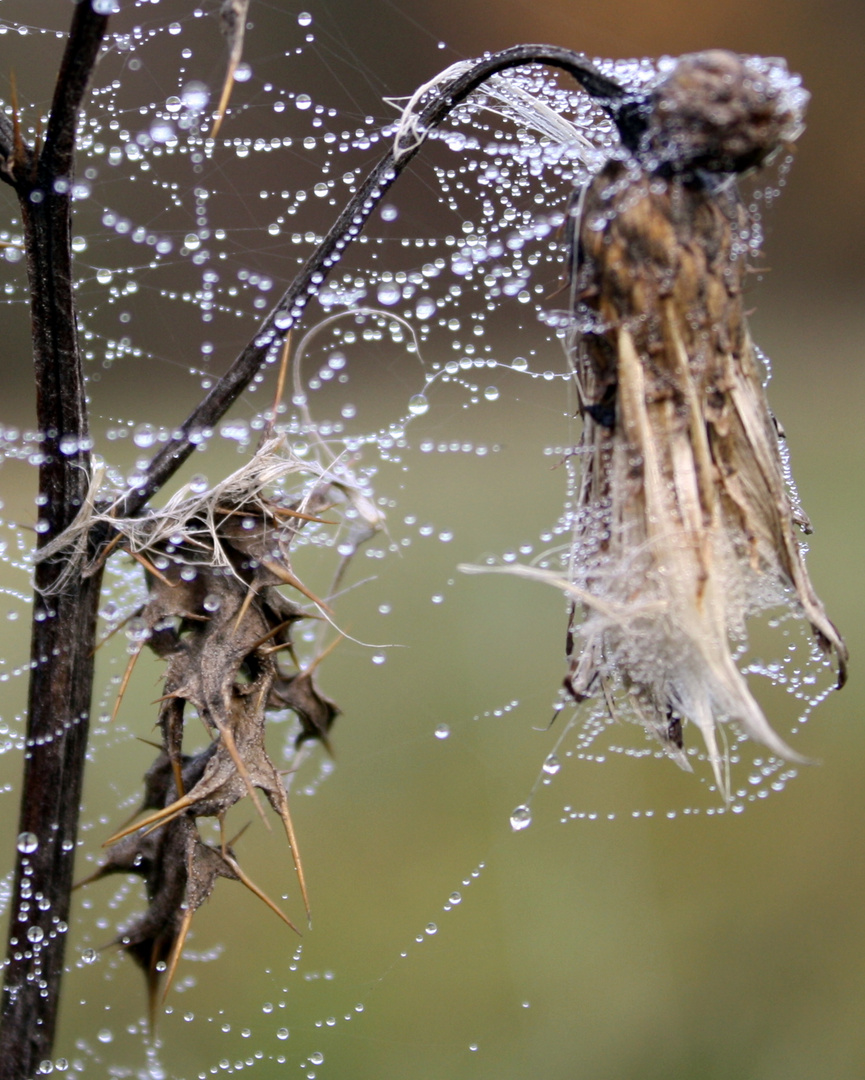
[565,52,846,797]
[85,463,361,1010]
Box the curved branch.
[125,44,633,515]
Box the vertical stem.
[0,5,108,1074]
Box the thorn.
[260,640,296,657]
[217,721,270,830]
[129,548,178,589]
[161,905,194,1004]
[72,867,107,891]
[247,619,299,653]
[232,585,258,635]
[90,602,143,656]
[135,737,165,751]
[260,559,333,614]
[171,754,185,799]
[260,332,291,444]
[103,794,194,848]
[110,642,145,724]
[224,851,301,935]
[151,691,185,705]
[225,821,251,850]
[267,504,335,526]
[271,783,311,925]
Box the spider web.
[0,3,843,1078]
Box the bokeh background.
[0,1,863,1078]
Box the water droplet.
[82,948,97,964]
[372,653,386,665]
[125,617,151,645]
[203,594,221,613]
[276,1027,289,1040]
[509,805,532,832]
[425,923,437,935]
[542,753,561,775]
[27,926,44,944]
[511,356,528,371]
[408,394,428,416]
[96,1029,113,1044]
[181,81,209,113]
[309,1052,324,1065]
[449,892,462,905]
[234,63,252,83]
[415,297,436,320]
[184,233,201,251]
[376,283,400,306]
[295,94,312,110]
[297,11,312,26]
[483,386,499,401]
[132,423,156,448]
[95,268,113,285]
[148,122,174,150]
[17,833,38,854]
[434,724,450,740]
[220,419,249,442]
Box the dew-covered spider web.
[0,3,846,1078]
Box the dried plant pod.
[564,51,846,797]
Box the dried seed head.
[641,51,808,173]
[561,54,844,799]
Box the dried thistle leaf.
[270,667,341,750]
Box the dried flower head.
[561,51,846,797]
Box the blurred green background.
[0,1,863,1077]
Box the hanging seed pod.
[563,51,846,797]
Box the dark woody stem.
[0,4,109,1075]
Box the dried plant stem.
[0,3,110,1074]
